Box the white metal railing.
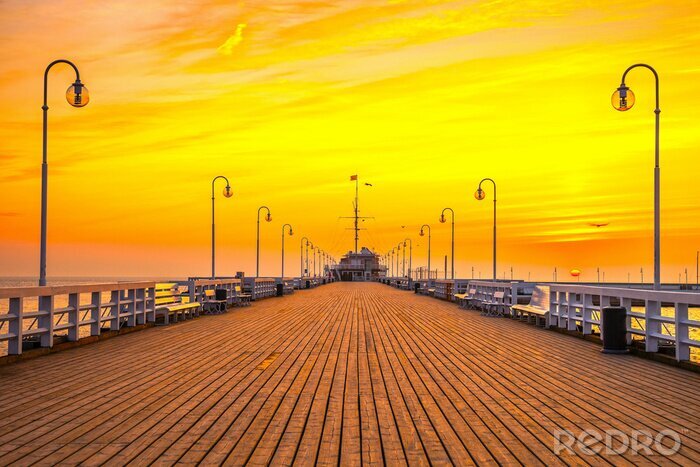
[434,280,454,300]
[292,277,327,289]
[243,277,277,300]
[548,284,700,362]
[184,278,242,307]
[429,279,534,304]
[0,282,155,356]
[468,280,535,307]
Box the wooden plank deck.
[0,282,699,466]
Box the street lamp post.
[475,178,497,281]
[39,60,89,286]
[301,237,310,277]
[256,206,272,277]
[211,176,233,279]
[613,63,661,290]
[281,224,293,278]
[403,238,412,280]
[440,208,455,279]
[419,224,431,280]
[308,241,314,276]
[396,243,402,277]
[390,249,395,277]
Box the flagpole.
[355,176,359,253]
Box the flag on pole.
[350,174,358,181]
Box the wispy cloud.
[218,23,247,55]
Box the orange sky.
[1,0,700,282]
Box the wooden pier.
[1,282,699,465]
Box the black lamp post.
[39,60,89,286]
[475,178,497,281]
[281,224,293,278]
[613,64,661,290]
[211,176,233,279]
[439,208,455,279]
[256,206,272,277]
[419,224,431,279]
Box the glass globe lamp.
[612,85,635,111]
[66,81,89,107]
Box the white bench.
[481,291,506,317]
[511,286,550,327]
[454,288,477,308]
[155,283,201,325]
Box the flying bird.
[365,183,373,186]
[588,222,609,228]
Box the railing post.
[645,299,661,352]
[39,295,54,348]
[621,297,632,345]
[556,291,566,328]
[91,291,101,336]
[110,290,120,331]
[146,286,156,323]
[189,280,196,305]
[126,288,136,327]
[599,295,611,336]
[68,292,79,341]
[582,294,592,335]
[8,297,23,355]
[548,286,559,328]
[135,288,145,325]
[567,293,578,331]
[675,302,689,361]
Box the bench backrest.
[204,289,215,298]
[155,283,183,306]
[529,286,550,309]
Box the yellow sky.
[1,0,700,281]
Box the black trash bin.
[276,283,284,297]
[414,283,420,294]
[215,289,227,301]
[305,280,311,289]
[601,306,629,354]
